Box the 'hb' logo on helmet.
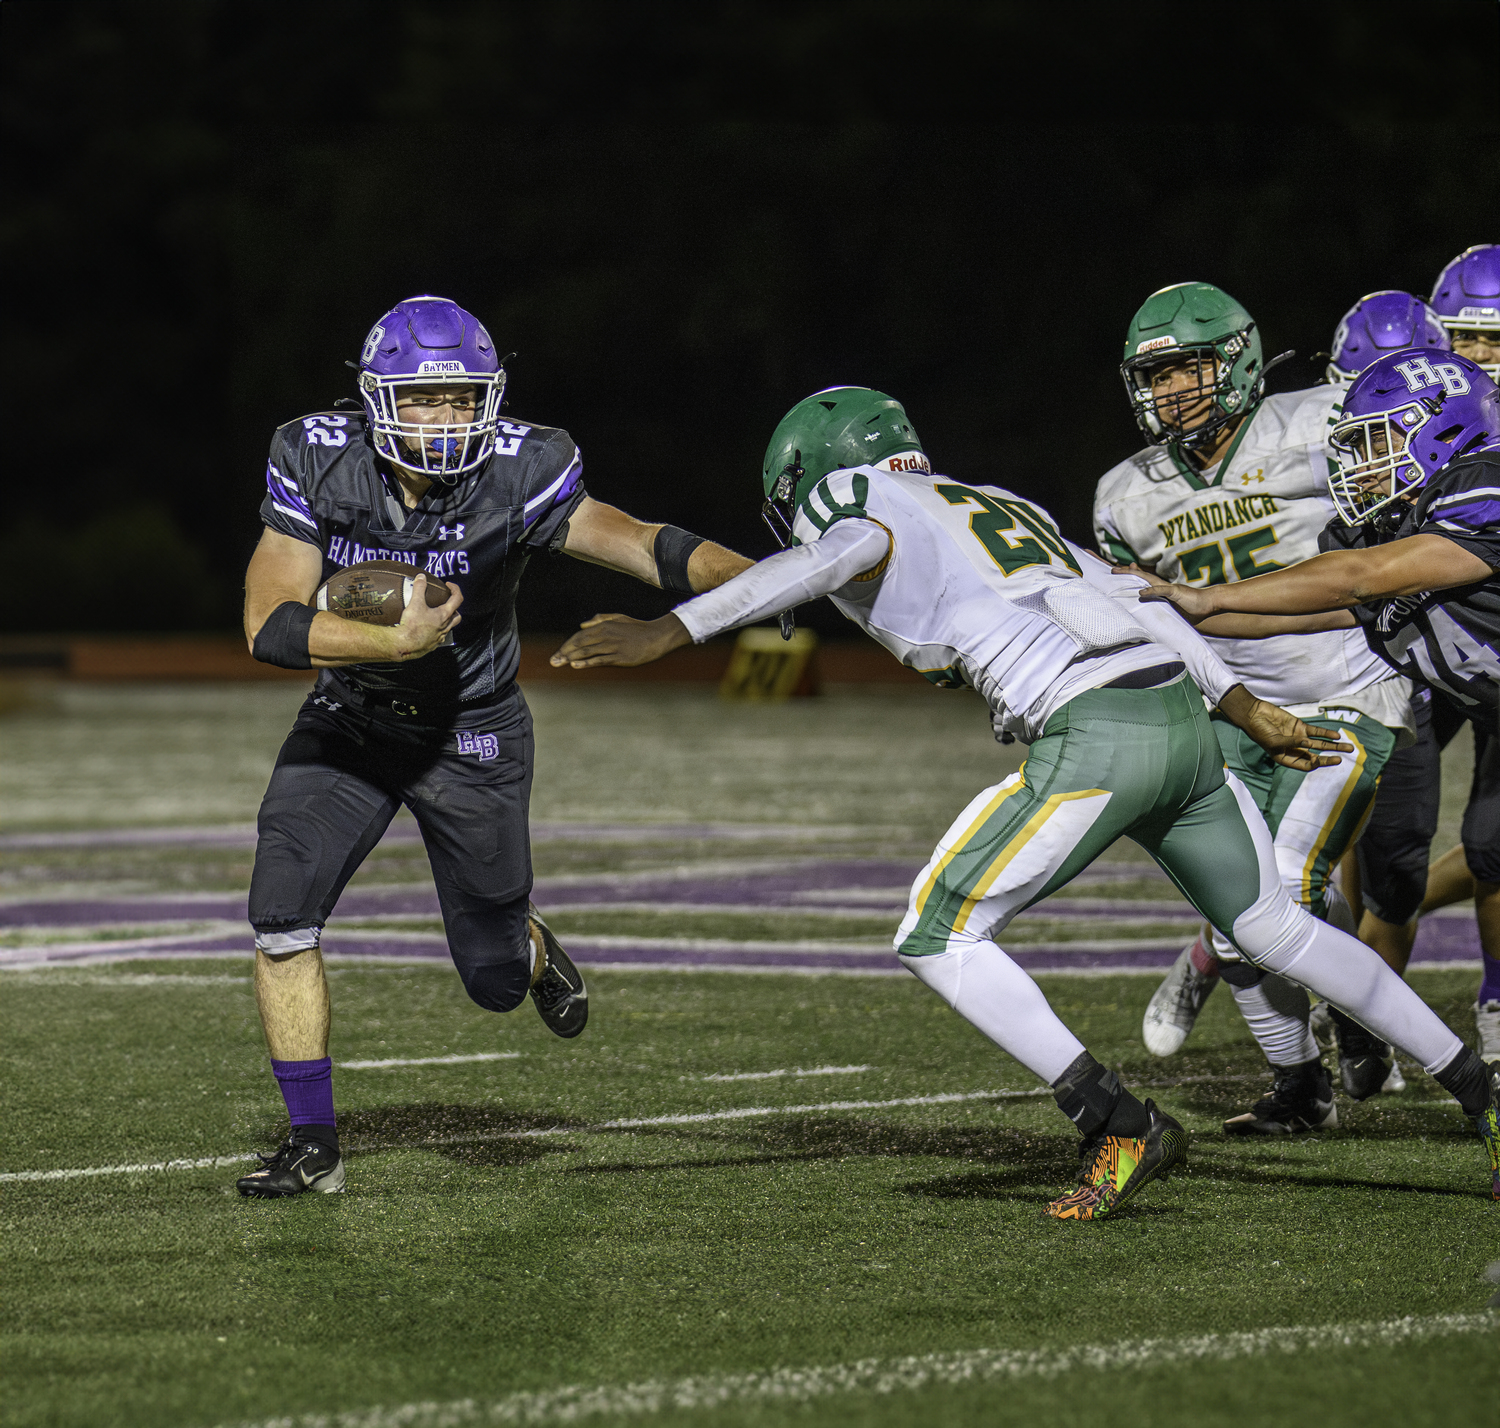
[1394,356,1471,397]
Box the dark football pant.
[1357,693,1500,923]
[248,691,536,1013]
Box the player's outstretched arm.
[244,529,462,668]
[558,496,754,593]
[550,612,693,668]
[551,519,891,670]
[1109,561,1355,638]
[1138,534,1494,622]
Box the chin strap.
[761,452,803,641]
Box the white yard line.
[699,1064,872,1082]
[0,1088,1043,1183]
[210,1312,1496,1428]
[340,1052,524,1070]
[2,1153,258,1182]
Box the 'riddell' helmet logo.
[1136,335,1178,354]
[1395,356,1471,396]
[879,452,932,474]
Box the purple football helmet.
[1430,245,1500,379]
[1325,290,1449,384]
[1328,349,1500,524]
[357,296,506,482]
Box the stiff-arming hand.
[1217,685,1352,772]
[550,612,691,669]
[1136,582,1217,622]
[1110,563,1169,587]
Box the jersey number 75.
[936,484,1082,576]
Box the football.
[313,560,453,626]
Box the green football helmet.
[761,386,925,547]
[1120,282,1267,449]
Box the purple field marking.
[0,820,871,854]
[0,885,1196,931]
[2,917,1481,973]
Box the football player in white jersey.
[552,386,1500,1214]
[1094,283,1416,1131]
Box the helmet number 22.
[936,484,1082,576]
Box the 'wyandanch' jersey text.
[1092,384,1394,709]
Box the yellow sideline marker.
[719,626,819,702]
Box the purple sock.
[271,1057,336,1128]
[1480,955,1500,1005]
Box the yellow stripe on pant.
[899,781,1112,956]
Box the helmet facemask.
[360,370,507,486]
[761,452,802,549]
[1328,401,1432,524]
[1445,316,1500,382]
[1121,333,1255,450]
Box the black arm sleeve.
[252,601,316,670]
[653,525,708,596]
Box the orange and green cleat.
[1046,1099,1188,1221]
[1477,1092,1500,1201]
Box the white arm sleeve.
[674,519,891,644]
[1069,542,1240,707]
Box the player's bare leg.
[238,938,344,1198]
[254,945,331,1059]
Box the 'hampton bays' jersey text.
[260,409,584,720]
[1092,385,1393,708]
[791,467,1178,742]
[1321,449,1500,720]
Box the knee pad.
[460,956,532,1014]
[253,926,321,958]
[1321,883,1357,937]
[898,946,963,1006]
[1230,887,1318,975]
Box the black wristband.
[654,525,707,596]
[253,600,316,670]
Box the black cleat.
[528,901,588,1038]
[236,1132,345,1198]
[1330,1007,1392,1101]
[1224,1059,1338,1136]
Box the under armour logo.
[438,523,466,541]
[1395,356,1470,397]
[312,695,343,712]
[1240,470,1266,485]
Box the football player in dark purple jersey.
[235,295,752,1197]
[1141,348,1500,1100]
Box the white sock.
[899,940,1086,1084]
[1229,975,1317,1066]
[1234,898,1463,1073]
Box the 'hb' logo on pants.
[456,731,500,761]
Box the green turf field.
[1,682,1496,1428]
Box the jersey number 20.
[936,484,1081,576]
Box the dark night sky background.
[2,0,1496,636]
